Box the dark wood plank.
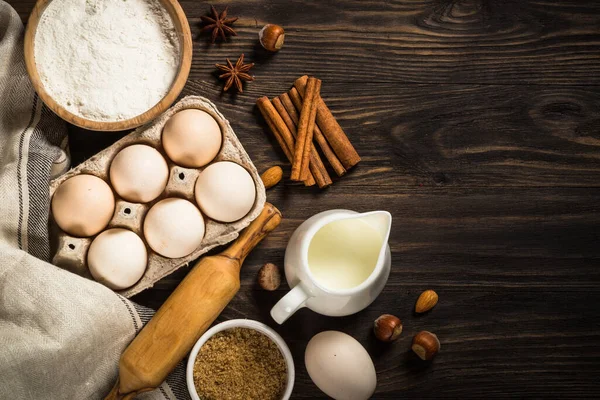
[174,80,600,188]
[134,187,600,295]
[185,0,600,85]
[190,0,600,85]
[12,0,600,84]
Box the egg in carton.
[49,96,266,298]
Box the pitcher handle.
[271,284,311,324]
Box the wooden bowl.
[23,0,192,131]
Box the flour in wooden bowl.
[34,0,180,122]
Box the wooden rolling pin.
[105,203,282,399]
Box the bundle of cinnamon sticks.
[257,75,360,188]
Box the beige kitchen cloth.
[0,3,189,399]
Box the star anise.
[201,5,238,43]
[215,54,254,93]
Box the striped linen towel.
[0,2,189,399]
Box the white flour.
[34,0,180,122]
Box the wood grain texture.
[14,0,600,84]
[173,80,600,189]
[10,0,600,398]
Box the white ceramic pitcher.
[271,209,392,324]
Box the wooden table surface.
[12,0,600,398]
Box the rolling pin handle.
[221,203,282,263]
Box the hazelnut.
[415,289,438,313]
[257,263,281,291]
[259,24,285,52]
[411,331,440,360]
[373,314,403,342]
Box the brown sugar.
[193,327,287,400]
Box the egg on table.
[109,144,169,203]
[194,161,256,223]
[305,331,377,400]
[51,174,115,237]
[162,109,222,168]
[143,198,205,258]
[87,228,147,290]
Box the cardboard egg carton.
[50,96,266,298]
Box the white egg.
[162,109,222,168]
[51,174,115,237]
[109,144,169,203]
[87,228,147,290]
[194,161,256,223]
[305,331,377,400]
[143,198,205,258]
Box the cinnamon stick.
[291,77,321,181]
[285,90,346,177]
[294,75,360,170]
[256,97,316,186]
[272,97,332,188]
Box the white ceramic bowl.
[186,319,295,400]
